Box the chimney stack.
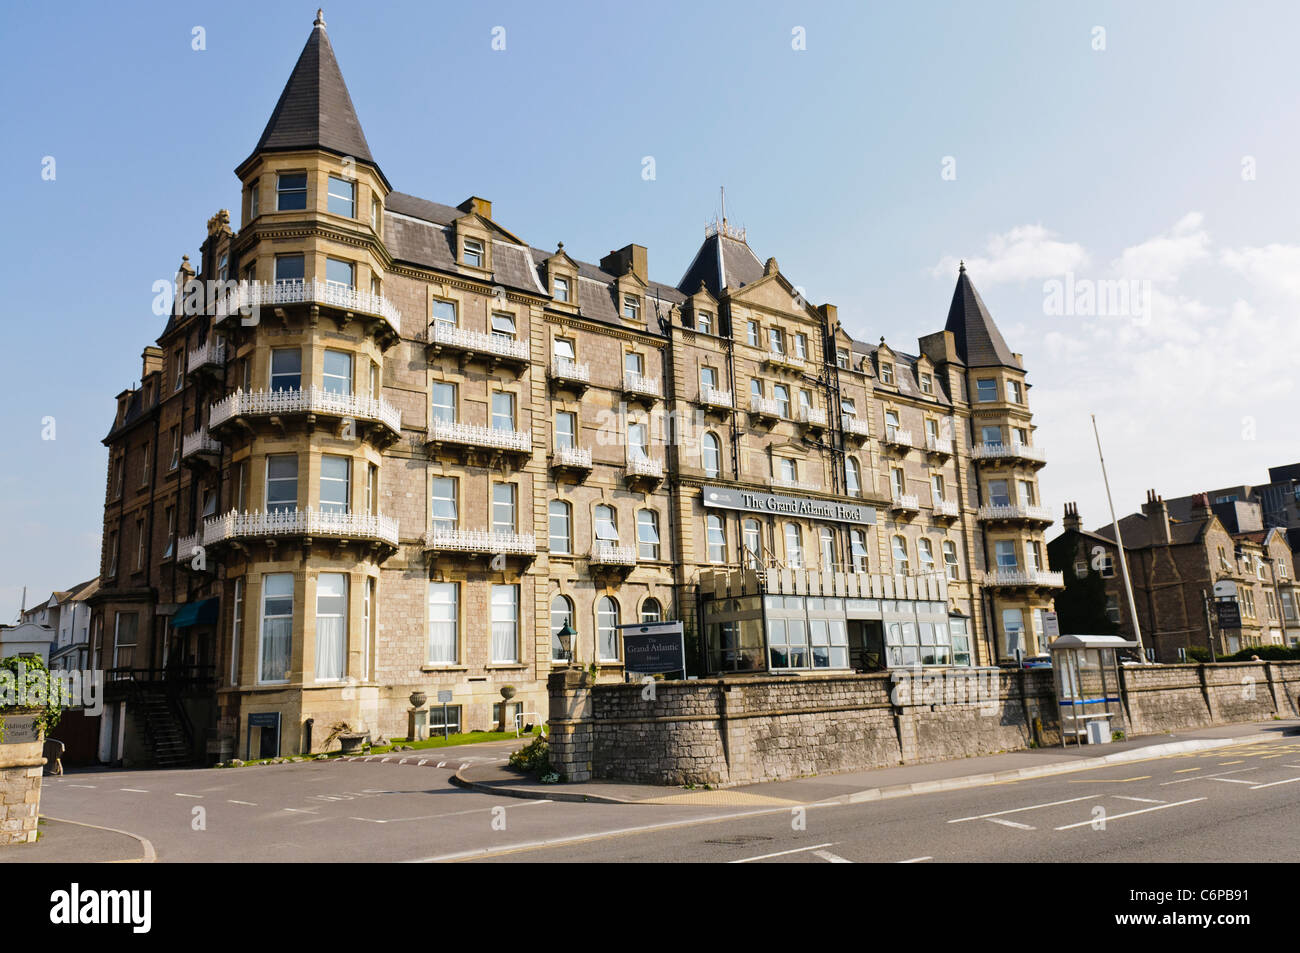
[599,244,648,284]
[1191,492,1213,519]
[1062,501,1081,531]
[1141,489,1171,545]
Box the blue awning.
[172,598,219,628]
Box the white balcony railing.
[624,371,660,397]
[589,544,637,566]
[970,442,1047,463]
[552,446,592,468]
[799,407,828,428]
[982,569,1065,589]
[891,493,920,511]
[215,279,401,334]
[933,499,960,518]
[700,385,733,409]
[423,528,537,555]
[550,357,590,384]
[978,503,1054,523]
[627,455,664,479]
[428,418,531,453]
[429,321,530,362]
[203,508,399,548]
[186,340,225,373]
[209,387,402,435]
[765,349,804,370]
[749,395,783,417]
[177,534,199,561]
[883,429,914,447]
[181,427,220,459]
[773,476,821,492]
[925,435,954,455]
[841,414,870,438]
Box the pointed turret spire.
[236,14,383,182]
[943,264,1018,368]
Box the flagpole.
[1092,414,1146,661]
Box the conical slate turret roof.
[943,263,1019,368]
[237,12,380,178]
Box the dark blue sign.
[621,622,685,674]
[1216,600,1241,630]
[248,712,280,729]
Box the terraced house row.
[88,14,1061,765]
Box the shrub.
[0,655,67,737]
[508,735,553,775]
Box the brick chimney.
[1142,489,1171,545]
[1191,492,1213,519]
[599,244,648,284]
[1062,501,1081,531]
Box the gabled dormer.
[913,354,938,399]
[452,199,494,277]
[684,281,719,334]
[544,243,580,314]
[874,339,898,389]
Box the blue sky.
[3,0,1297,614]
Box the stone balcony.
[841,414,871,444]
[426,322,530,375]
[798,407,828,434]
[748,395,782,427]
[548,358,591,397]
[622,371,661,409]
[890,493,920,514]
[978,503,1054,525]
[763,350,805,374]
[214,278,400,341]
[422,528,537,570]
[932,499,961,521]
[201,507,399,557]
[426,419,532,470]
[186,340,225,379]
[588,543,638,579]
[970,442,1047,468]
[772,476,821,493]
[208,387,402,446]
[180,427,220,466]
[625,454,664,492]
[982,569,1065,590]
[924,434,954,458]
[550,445,593,483]
[881,428,914,451]
[700,385,733,416]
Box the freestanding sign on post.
[619,621,686,678]
[437,690,453,740]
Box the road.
[25,735,1300,863]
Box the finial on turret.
[958,259,966,274]
[315,8,326,28]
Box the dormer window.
[553,276,570,302]
[276,172,307,212]
[920,372,933,394]
[327,176,355,217]
[623,295,642,321]
[463,238,484,268]
[696,311,712,334]
[880,362,894,385]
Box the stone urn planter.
[497,685,517,732]
[408,691,427,710]
[337,732,367,756]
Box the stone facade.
[548,662,1300,786]
[0,739,44,846]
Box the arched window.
[743,519,762,568]
[892,535,910,574]
[594,504,618,545]
[850,529,869,572]
[784,523,804,569]
[637,509,660,559]
[550,594,574,661]
[548,500,571,554]
[702,432,721,478]
[820,527,835,569]
[641,598,662,623]
[845,457,861,496]
[942,540,960,580]
[707,514,726,563]
[918,537,935,573]
[597,596,620,661]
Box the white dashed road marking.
[731,843,836,864]
[175,793,202,798]
[898,856,932,863]
[1249,777,1300,790]
[228,800,257,806]
[1054,798,1206,831]
[120,788,148,793]
[986,818,1034,830]
[812,849,853,863]
[949,795,1100,824]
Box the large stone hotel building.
[89,15,1062,764]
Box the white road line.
[228,800,257,806]
[949,795,1100,823]
[812,849,853,863]
[67,784,97,789]
[986,818,1035,830]
[731,843,836,864]
[174,793,202,798]
[120,788,148,793]
[1054,798,1206,831]
[282,808,320,814]
[1112,796,1166,804]
[898,856,932,863]
[1208,777,1263,785]
[437,761,446,768]
[349,800,556,825]
[1160,767,1259,785]
[1249,777,1300,790]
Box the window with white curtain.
[492,483,516,534]
[491,585,519,663]
[845,457,861,496]
[743,519,762,568]
[431,382,456,423]
[431,477,457,531]
[943,540,960,579]
[259,573,293,683]
[892,535,910,573]
[637,509,660,559]
[919,538,935,573]
[820,527,835,569]
[549,500,571,554]
[641,599,662,623]
[323,350,352,395]
[597,596,620,661]
[703,432,721,477]
[784,523,804,569]
[315,573,347,681]
[320,456,350,515]
[595,505,618,543]
[427,582,458,664]
[850,530,868,572]
[707,515,726,563]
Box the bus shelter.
[1049,634,1137,747]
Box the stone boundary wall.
[0,740,45,845]
[547,661,1300,786]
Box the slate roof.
[237,17,380,180]
[943,264,1019,368]
[676,233,766,298]
[1093,513,1211,549]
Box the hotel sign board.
[620,621,686,676]
[701,486,876,526]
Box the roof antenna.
[720,186,726,229]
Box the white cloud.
[933,224,1089,284]
[1112,212,1210,281]
[1221,242,1300,299]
